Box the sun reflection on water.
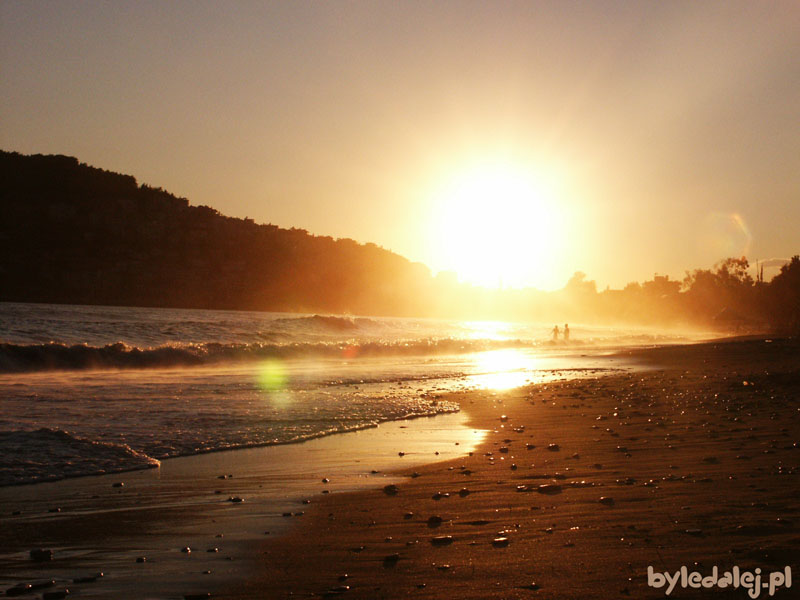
[468,348,537,390]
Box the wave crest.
[0,338,532,373]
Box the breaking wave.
[270,314,378,332]
[0,338,533,373]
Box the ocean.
[0,302,696,487]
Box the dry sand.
[234,338,800,599]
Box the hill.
[0,150,437,315]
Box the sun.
[428,161,567,290]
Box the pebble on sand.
[430,535,454,546]
[536,484,562,495]
[72,574,102,583]
[6,584,33,597]
[42,591,70,600]
[112,482,124,488]
[547,443,560,451]
[181,546,192,553]
[383,484,399,495]
[136,556,146,563]
[685,529,703,536]
[522,582,540,590]
[29,548,53,561]
[30,580,55,590]
[599,497,615,506]
[326,585,351,594]
[383,553,400,566]
[492,537,510,547]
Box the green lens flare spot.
[257,360,288,393]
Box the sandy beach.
[234,337,799,599]
[0,412,485,599]
[3,337,798,599]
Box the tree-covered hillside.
[0,150,436,315]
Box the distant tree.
[642,275,680,298]
[681,257,761,327]
[766,255,800,332]
[564,271,597,296]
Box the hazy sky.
[2,1,798,290]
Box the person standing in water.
[564,323,570,341]
[552,325,560,341]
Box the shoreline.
[235,337,799,599]
[4,337,797,599]
[0,412,486,599]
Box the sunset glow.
[0,3,799,599]
[429,162,568,290]
[2,2,797,289]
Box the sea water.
[0,302,695,486]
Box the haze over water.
[0,302,697,486]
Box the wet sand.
[235,337,800,599]
[0,413,484,599]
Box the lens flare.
[701,212,752,258]
[257,359,288,393]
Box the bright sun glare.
[469,348,537,390]
[430,162,568,290]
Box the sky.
[2,1,798,290]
